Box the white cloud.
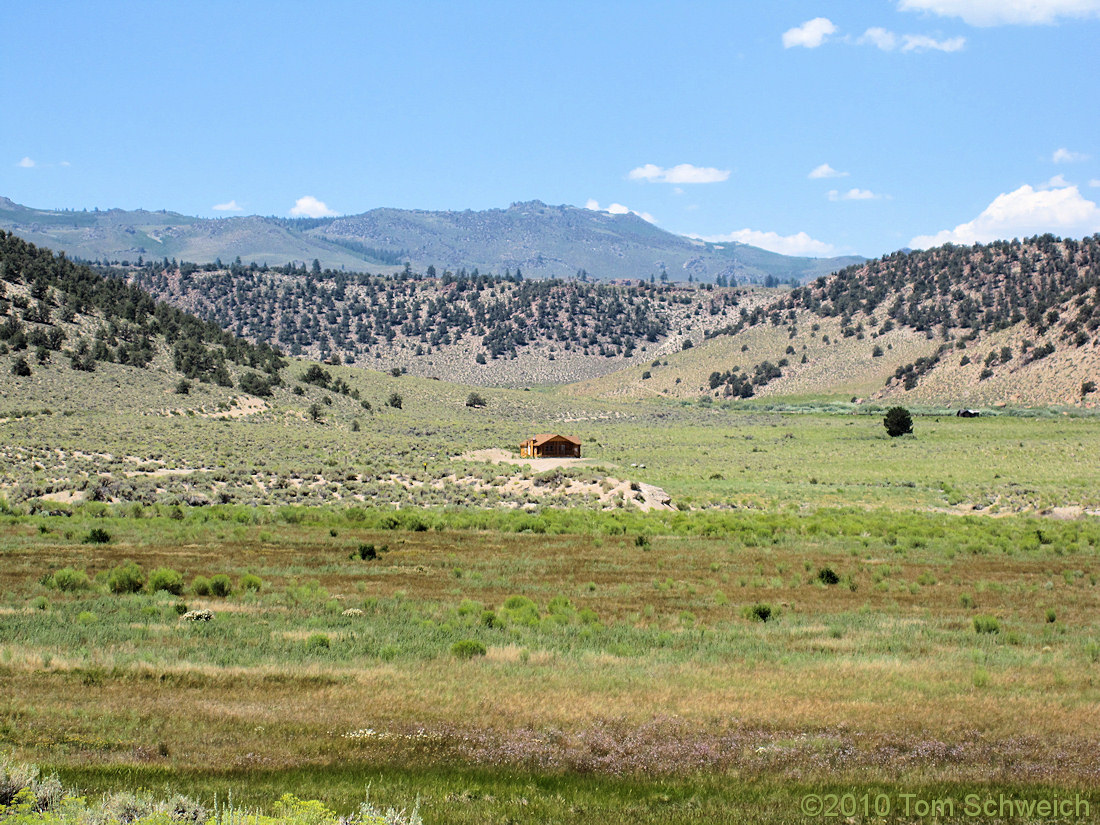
[782,17,837,48]
[212,199,243,212]
[1091,179,1100,188]
[17,157,35,168]
[901,33,966,50]
[858,27,965,51]
[1039,174,1071,189]
[809,163,848,179]
[1053,147,1089,163]
[910,183,1100,248]
[628,163,730,184]
[692,228,838,257]
[289,195,337,218]
[585,199,656,224]
[860,27,899,49]
[828,188,881,201]
[899,0,1100,25]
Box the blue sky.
[4,0,1099,258]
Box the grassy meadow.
[3,502,1100,822]
[3,354,1100,822]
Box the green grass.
[3,513,1099,782]
[40,762,1099,825]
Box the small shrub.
[238,371,273,397]
[107,561,145,594]
[973,614,1000,634]
[0,756,64,810]
[816,567,840,585]
[480,609,499,628]
[306,633,331,651]
[387,392,403,409]
[457,599,483,617]
[1086,641,1100,664]
[209,574,233,597]
[191,575,211,596]
[465,392,487,408]
[239,573,263,593]
[31,595,49,611]
[163,793,205,823]
[357,543,377,560]
[547,596,575,617]
[285,579,329,606]
[451,639,487,659]
[148,567,184,596]
[46,567,90,592]
[301,364,332,387]
[83,527,112,544]
[743,603,775,623]
[502,595,540,626]
[1045,608,1057,624]
[11,356,31,377]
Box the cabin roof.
[525,433,582,446]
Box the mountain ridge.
[0,196,861,284]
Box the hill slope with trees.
[0,231,284,388]
[571,235,1100,408]
[121,258,776,386]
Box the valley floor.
[3,358,1100,823]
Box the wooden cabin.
[519,434,582,459]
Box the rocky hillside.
[0,196,860,284]
[572,234,1100,408]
